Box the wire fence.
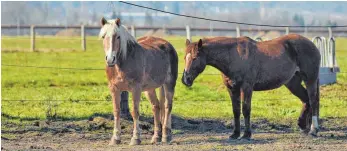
[2,2,346,105]
[2,95,347,103]
[3,64,347,75]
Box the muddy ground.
[2,115,347,151]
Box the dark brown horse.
[182,34,320,139]
[99,18,178,145]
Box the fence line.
[2,24,347,51]
[3,64,346,75]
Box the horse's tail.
[167,43,178,82]
[285,36,320,82]
[316,78,320,117]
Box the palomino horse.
[99,18,178,145]
[182,35,320,139]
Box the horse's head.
[182,39,207,87]
[99,17,134,67]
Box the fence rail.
[2,24,347,32]
[2,24,347,51]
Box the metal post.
[285,27,289,35]
[30,25,35,51]
[236,25,241,37]
[186,25,191,41]
[120,91,131,119]
[131,25,136,38]
[304,27,308,37]
[328,27,332,38]
[81,25,86,51]
[329,37,336,71]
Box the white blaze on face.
[311,116,319,129]
[185,53,192,73]
[106,35,116,64]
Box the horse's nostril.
[105,56,107,60]
[112,56,116,63]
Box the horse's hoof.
[229,132,240,140]
[109,139,121,145]
[299,128,309,135]
[129,138,141,146]
[240,131,252,140]
[151,136,162,144]
[308,128,319,137]
[162,135,172,144]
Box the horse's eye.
[117,36,120,39]
[102,35,105,39]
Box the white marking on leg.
[113,117,121,140]
[311,116,319,129]
[133,119,141,139]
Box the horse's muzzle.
[106,55,116,67]
[182,70,193,87]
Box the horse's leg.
[285,74,311,133]
[240,84,253,139]
[305,79,320,137]
[227,87,241,139]
[129,86,142,145]
[162,84,174,143]
[144,90,162,144]
[159,86,165,132]
[109,86,122,145]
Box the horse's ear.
[198,39,203,49]
[115,18,121,27]
[186,39,190,46]
[100,17,107,26]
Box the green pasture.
[1,36,347,127]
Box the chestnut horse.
[182,34,320,139]
[99,18,178,145]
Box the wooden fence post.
[285,27,289,35]
[328,27,332,38]
[120,91,131,119]
[81,25,86,51]
[186,25,191,41]
[131,25,136,38]
[236,25,240,37]
[30,25,35,51]
[304,27,308,37]
[209,22,213,36]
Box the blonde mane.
[99,20,137,60]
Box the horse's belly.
[254,65,297,91]
[253,77,290,91]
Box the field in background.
[1,36,347,150]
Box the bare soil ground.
[2,116,347,151]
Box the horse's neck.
[118,42,144,69]
[205,47,235,76]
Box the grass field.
[2,36,347,123]
[2,35,347,150]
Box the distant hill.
[1,1,347,26]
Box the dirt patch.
[2,116,347,150]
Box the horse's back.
[252,34,320,90]
[137,36,178,89]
